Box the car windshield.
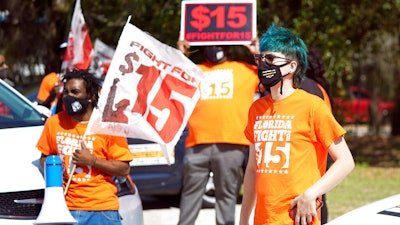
[0,82,46,128]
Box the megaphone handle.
[64,164,76,196]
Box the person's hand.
[244,37,260,55]
[289,194,319,225]
[40,82,63,108]
[177,39,190,55]
[49,84,62,100]
[72,141,96,166]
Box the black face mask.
[258,61,290,94]
[0,69,8,79]
[204,46,225,63]
[62,95,89,116]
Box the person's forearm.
[39,154,47,173]
[304,154,354,200]
[239,168,256,225]
[92,158,131,177]
[289,138,354,225]
[304,138,355,199]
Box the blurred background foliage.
[1,0,400,133]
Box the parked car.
[333,85,395,123]
[127,134,187,197]
[326,193,400,225]
[0,79,143,225]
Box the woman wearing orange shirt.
[239,24,354,225]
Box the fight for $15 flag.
[62,0,93,72]
[85,20,204,164]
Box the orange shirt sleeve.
[36,72,60,102]
[317,83,332,112]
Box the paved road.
[141,196,253,225]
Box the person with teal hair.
[239,24,354,225]
[259,23,308,91]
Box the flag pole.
[126,15,132,25]
[64,129,89,196]
[64,164,76,196]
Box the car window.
[0,82,46,128]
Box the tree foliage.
[82,0,182,48]
[0,0,68,83]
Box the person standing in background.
[0,53,12,116]
[36,71,62,109]
[36,42,67,113]
[303,48,334,224]
[302,48,333,111]
[0,53,15,87]
[177,39,260,225]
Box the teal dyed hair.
[259,23,308,88]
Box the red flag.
[62,0,93,72]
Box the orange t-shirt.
[185,60,259,148]
[36,111,133,211]
[316,83,332,112]
[36,72,60,102]
[244,89,345,225]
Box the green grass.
[326,163,400,221]
[325,134,400,221]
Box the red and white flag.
[90,38,115,79]
[62,0,93,72]
[85,20,204,164]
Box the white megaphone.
[35,155,77,224]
